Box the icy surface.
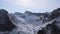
[9,13,56,34]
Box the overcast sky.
[0,0,60,13]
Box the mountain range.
[0,8,60,34]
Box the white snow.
[9,13,56,34]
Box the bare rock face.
[37,23,60,34]
[50,8,60,19]
[37,8,60,34]
[37,30,46,34]
[0,9,15,32]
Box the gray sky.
[0,0,60,13]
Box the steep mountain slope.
[0,9,15,34]
[0,8,60,34]
[12,11,55,34]
[37,8,60,34]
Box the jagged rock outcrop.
[37,30,46,34]
[49,8,60,19]
[37,8,60,34]
[25,11,32,14]
[0,9,15,32]
[37,22,60,34]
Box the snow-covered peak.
[25,11,32,14]
[0,8,60,34]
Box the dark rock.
[0,9,15,32]
[42,22,60,34]
[25,11,32,15]
[25,11,32,14]
[14,12,24,15]
[50,8,60,19]
[32,13,45,16]
[14,12,26,18]
[44,12,51,18]
[37,30,46,34]
[46,24,57,30]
